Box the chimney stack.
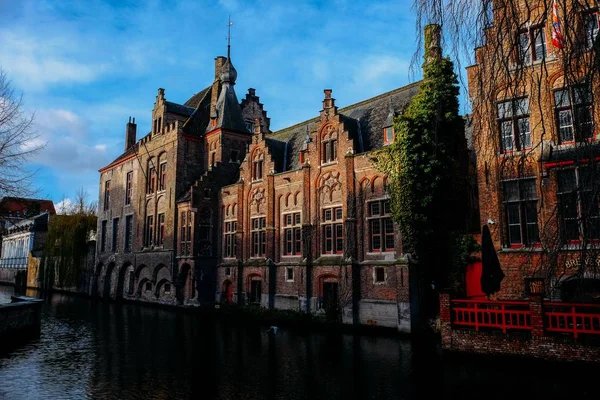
[126,116,137,151]
[424,24,442,63]
[323,89,335,109]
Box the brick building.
[96,37,472,330]
[468,0,600,302]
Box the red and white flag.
[552,0,564,49]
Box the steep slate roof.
[165,101,195,117]
[267,82,422,171]
[184,87,211,108]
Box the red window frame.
[368,199,395,252]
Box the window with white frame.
[502,178,540,247]
[251,217,266,257]
[554,84,594,143]
[368,199,394,252]
[286,267,294,282]
[283,212,301,255]
[374,267,385,284]
[497,97,530,152]
[224,220,237,258]
[322,206,343,254]
[517,25,546,65]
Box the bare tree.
[413,0,600,301]
[0,69,44,197]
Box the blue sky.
[0,0,466,211]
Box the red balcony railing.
[451,299,532,333]
[544,302,600,339]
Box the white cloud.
[0,31,110,92]
[94,144,107,151]
[55,198,73,215]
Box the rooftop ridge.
[267,81,422,138]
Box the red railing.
[451,299,532,333]
[544,302,600,339]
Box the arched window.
[321,126,337,164]
[252,151,264,181]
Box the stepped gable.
[339,82,420,151]
[266,82,421,171]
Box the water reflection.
[1,285,599,399]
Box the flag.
[552,0,564,49]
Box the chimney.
[126,116,136,151]
[210,56,227,125]
[323,89,335,109]
[424,24,442,63]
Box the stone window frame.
[502,177,540,248]
[125,171,133,206]
[223,219,237,259]
[373,266,386,285]
[321,205,343,255]
[282,211,302,256]
[285,267,294,282]
[366,198,395,253]
[497,97,531,153]
[250,216,266,257]
[104,180,111,211]
[517,24,546,65]
[321,126,338,165]
[553,84,594,144]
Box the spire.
[221,17,237,84]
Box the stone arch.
[116,262,133,300]
[103,262,116,299]
[153,264,169,283]
[137,277,151,297]
[294,191,301,206]
[155,278,172,297]
[285,192,292,208]
[135,263,149,279]
[179,263,194,303]
[92,262,103,297]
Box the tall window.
[101,220,107,252]
[554,85,594,143]
[180,210,192,256]
[368,200,394,252]
[283,212,302,255]
[518,25,546,64]
[159,162,167,191]
[251,217,266,257]
[322,127,338,164]
[104,180,111,210]
[224,220,237,258]
[125,215,133,252]
[497,98,530,152]
[145,215,154,247]
[584,10,599,50]
[503,178,539,247]
[322,206,343,254]
[125,171,133,206]
[245,120,254,133]
[252,152,264,181]
[112,217,119,252]
[198,208,212,256]
[147,167,156,194]
[157,213,165,245]
[557,167,600,243]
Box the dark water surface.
[1,285,599,400]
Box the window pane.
[576,106,593,139]
[501,121,513,151]
[370,202,380,216]
[557,170,576,193]
[383,200,391,214]
[385,127,394,141]
[324,209,332,221]
[585,12,599,49]
[371,220,381,235]
[506,203,521,225]
[557,109,574,143]
[503,181,519,201]
[554,90,570,107]
[559,193,578,219]
[533,27,546,60]
[375,268,385,282]
[509,225,522,245]
[515,98,529,116]
[497,101,512,118]
[520,179,537,200]
[525,201,539,243]
[574,85,592,105]
[335,224,344,252]
[294,213,301,225]
[335,208,343,220]
[519,31,531,63]
[518,117,531,148]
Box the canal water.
[1,285,599,400]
